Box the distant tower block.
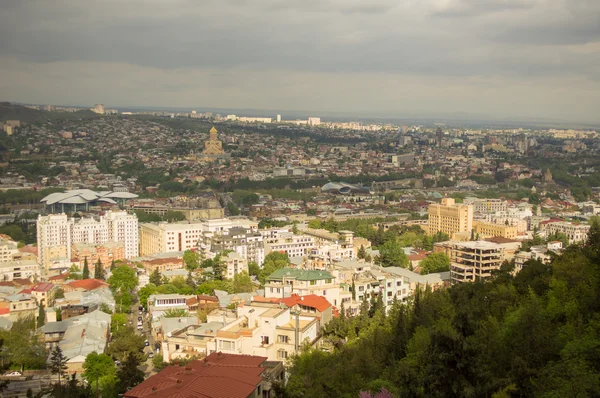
[91,104,105,114]
[436,127,443,147]
[277,114,281,123]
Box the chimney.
[176,379,183,388]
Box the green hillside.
[0,102,100,123]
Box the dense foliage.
[282,222,600,397]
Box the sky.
[1,0,599,123]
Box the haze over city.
[1,0,600,123]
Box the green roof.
[268,268,333,281]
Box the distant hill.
[0,102,100,123]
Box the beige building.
[544,222,590,244]
[435,239,521,284]
[473,221,518,240]
[428,198,473,237]
[139,222,205,256]
[71,242,125,269]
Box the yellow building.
[202,127,225,155]
[473,221,517,240]
[427,198,473,237]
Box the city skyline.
[1,0,600,123]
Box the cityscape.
[1,0,600,397]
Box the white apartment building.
[37,211,139,269]
[223,251,249,279]
[147,294,194,319]
[139,218,259,257]
[208,303,319,363]
[264,268,340,304]
[139,222,204,256]
[465,198,508,214]
[544,222,590,244]
[264,233,315,258]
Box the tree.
[227,201,240,216]
[258,252,290,285]
[110,259,116,271]
[82,257,90,279]
[0,318,46,371]
[419,253,451,275]
[54,288,65,299]
[106,326,146,362]
[117,353,145,393]
[212,254,225,281]
[94,259,105,280]
[186,271,197,290]
[163,308,190,318]
[378,240,408,268]
[233,271,254,293]
[110,313,128,333]
[183,250,200,272]
[107,265,139,293]
[37,305,45,327]
[248,261,260,277]
[150,268,162,285]
[49,345,69,388]
[82,351,116,397]
[152,353,166,370]
[358,245,367,260]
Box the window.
[278,349,288,359]
[310,280,316,285]
[278,335,289,344]
[219,340,235,350]
[261,336,270,345]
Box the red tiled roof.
[49,273,69,281]
[11,278,33,287]
[33,282,54,292]
[124,353,267,398]
[0,308,10,315]
[407,254,427,262]
[280,294,332,312]
[67,279,108,291]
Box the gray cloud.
[0,0,598,122]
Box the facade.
[428,198,473,237]
[473,221,518,239]
[264,268,338,302]
[139,222,204,256]
[200,226,265,265]
[203,126,225,155]
[71,242,125,270]
[209,302,320,363]
[147,294,194,318]
[544,222,590,244]
[37,211,138,270]
[223,251,249,279]
[264,233,315,258]
[466,198,508,214]
[435,240,521,284]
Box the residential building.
[223,251,249,279]
[200,226,265,265]
[435,239,521,284]
[264,233,315,258]
[139,222,204,255]
[473,221,518,239]
[128,251,184,273]
[71,242,125,270]
[147,293,195,319]
[208,302,320,363]
[124,353,284,398]
[264,268,338,302]
[427,198,473,237]
[40,310,110,372]
[0,259,38,282]
[0,292,37,320]
[37,211,138,270]
[543,221,590,244]
[466,198,508,214]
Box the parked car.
[148,352,154,358]
[137,325,143,331]
[145,340,150,346]
[5,371,22,377]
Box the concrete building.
[544,221,590,244]
[71,242,125,270]
[223,251,249,279]
[427,198,473,237]
[435,239,521,284]
[37,211,138,270]
[139,222,205,256]
[200,226,265,266]
[473,221,518,240]
[466,198,508,214]
[264,233,315,259]
[208,302,320,363]
[264,268,338,302]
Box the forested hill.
[0,102,99,123]
[280,222,600,398]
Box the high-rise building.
[435,127,443,147]
[308,117,321,126]
[37,211,138,270]
[276,114,281,122]
[427,198,473,238]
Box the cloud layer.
[1,0,599,122]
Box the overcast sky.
[1,0,599,122]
